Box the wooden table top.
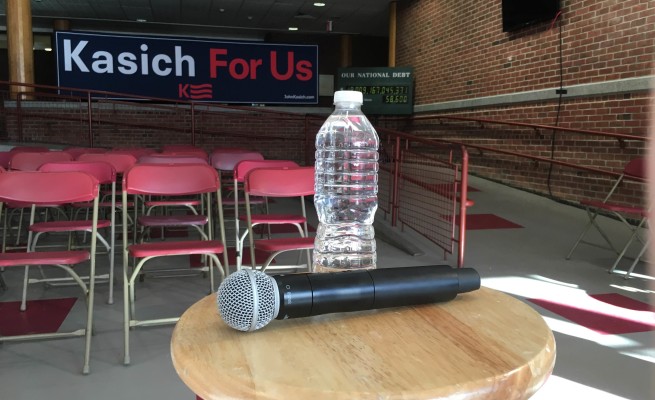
[171,287,555,400]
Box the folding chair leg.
[624,242,649,279]
[566,219,595,259]
[108,224,115,305]
[608,218,647,275]
[0,272,6,291]
[567,210,621,259]
[20,265,30,311]
[123,255,131,365]
[82,277,95,375]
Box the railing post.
[17,92,23,143]
[304,115,313,166]
[390,135,401,227]
[191,102,196,146]
[457,146,469,268]
[87,92,93,147]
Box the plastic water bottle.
[313,90,379,272]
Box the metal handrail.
[377,126,644,183]
[381,114,649,143]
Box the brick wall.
[2,101,322,166]
[393,0,653,206]
[396,0,652,102]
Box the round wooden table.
[171,287,555,400]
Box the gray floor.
[0,175,653,399]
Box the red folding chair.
[158,149,209,161]
[78,152,138,174]
[9,146,50,153]
[161,144,204,153]
[0,151,12,169]
[232,159,299,269]
[210,150,264,258]
[78,152,139,240]
[210,149,264,186]
[243,166,315,272]
[0,170,101,374]
[4,151,75,251]
[121,163,227,365]
[9,151,73,171]
[566,158,647,267]
[138,154,208,165]
[136,155,212,243]
[63,147,107,159]
[33,161,117,304]
[109,147,157,159]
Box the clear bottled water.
[313,90,379,272]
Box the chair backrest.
[245,167,315,197]
[39,161,116,185]
[109,147,157,159]
[161,145,204,153]
[158,150,208,160]
[211,151,264,171]
[0,171,99,205]
[139,154,208,165]
[9,151,74,171]
[234,160,299,183]
[9,146,50,153]
[0,151,12,169]
[78,153,138,174]
[123,164,219,195]
[623,158,646,180]
[64,147,107,159]
[211,147,250,154]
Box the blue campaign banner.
[55,31,318,104]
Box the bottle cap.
[333,90,363,105]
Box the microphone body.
[217,265,480,331]
[275,265,479,319]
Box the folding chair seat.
[566,158,647,264]
[231,159,299,269]
[243,166,315,272]
[31,161,117,304]
[0,170,101,374]
[121,163,227,365]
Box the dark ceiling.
[1,0,395,40]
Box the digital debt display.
[55,31,318,104]
[336,67,413,115]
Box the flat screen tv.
[502,0,560,32]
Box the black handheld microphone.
[216,265,481,332]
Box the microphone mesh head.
[216,269,279,331]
